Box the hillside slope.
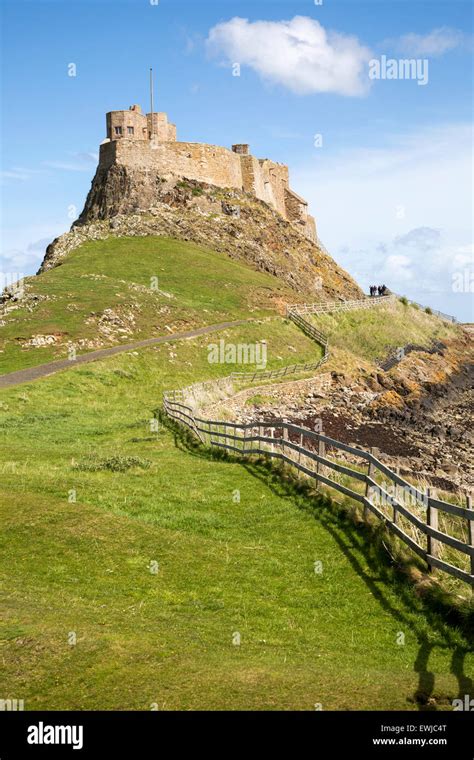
[1,226,472,710]
[1,236,311,374]
[213,300,472,495]
[40,179,362,300]
[2,325,471,710]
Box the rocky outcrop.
[39,177,362,302]
[207,356,473,493]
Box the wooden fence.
[286,310,330,346]
[163,395,474,587]
[393,293,458,324]
[162,297,473,587]
[166,308,329,408]
[287,294,395,317]
[167,354,330,406]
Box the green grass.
[0,236,298,374]
[1,237,471,711]
[1,325,472,710]
[310,299,459,370]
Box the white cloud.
[383,254,413,282]
[390,27,464,57]
[451,243,474,270]
[291,122,473,318]
[74,151,99,164]
[1,225,67,277]
[373,234,474,310]
[1,247,43,273]
[393,227,442,251]
[1,167,44,182]
[207,16,373,96]
[42,161,92,172]
[2,152,97,183]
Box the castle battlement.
[100,105,316,241]
[106,104,177,142]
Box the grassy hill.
[2,331,472,710]
[309,299,459,373]
[0,236,300,375]
[1,236,472,710]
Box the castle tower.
[99,102,315,241]
[106,105,176,142]
[147,112,177,142]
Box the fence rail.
[166,355,330,405]
[164,310,330,406]
[394,294,458,324]
[163,397,474,587]
[162,296,472,587]
[287,294,395,316]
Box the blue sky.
[1,0,473,319]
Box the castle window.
[127,126,134,135]
[114,126,123,136]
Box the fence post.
[467,494,474,582]
[427,487,438,573]
[298,432,303,477]
[364,448,375,521]
[282,425,288,460]
[393,466,400,524]
[316,433,325,489]
[270,427,275,454]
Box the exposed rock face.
[208,353,474,493]
[77,163,160,223]
[39,177,363,302]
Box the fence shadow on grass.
[163,412,473,711]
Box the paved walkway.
[0,320,248,389]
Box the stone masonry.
[98,104,316,241]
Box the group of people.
[369,284,388,297]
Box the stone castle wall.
[100,140,243,189]
[100,106,316,240]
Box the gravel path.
[0,320,248,389]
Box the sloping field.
[309,299,460,371]
[0,236,298,374]
[1,325,472,710]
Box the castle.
[99,104,317,241]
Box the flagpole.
[150,67,154,139]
